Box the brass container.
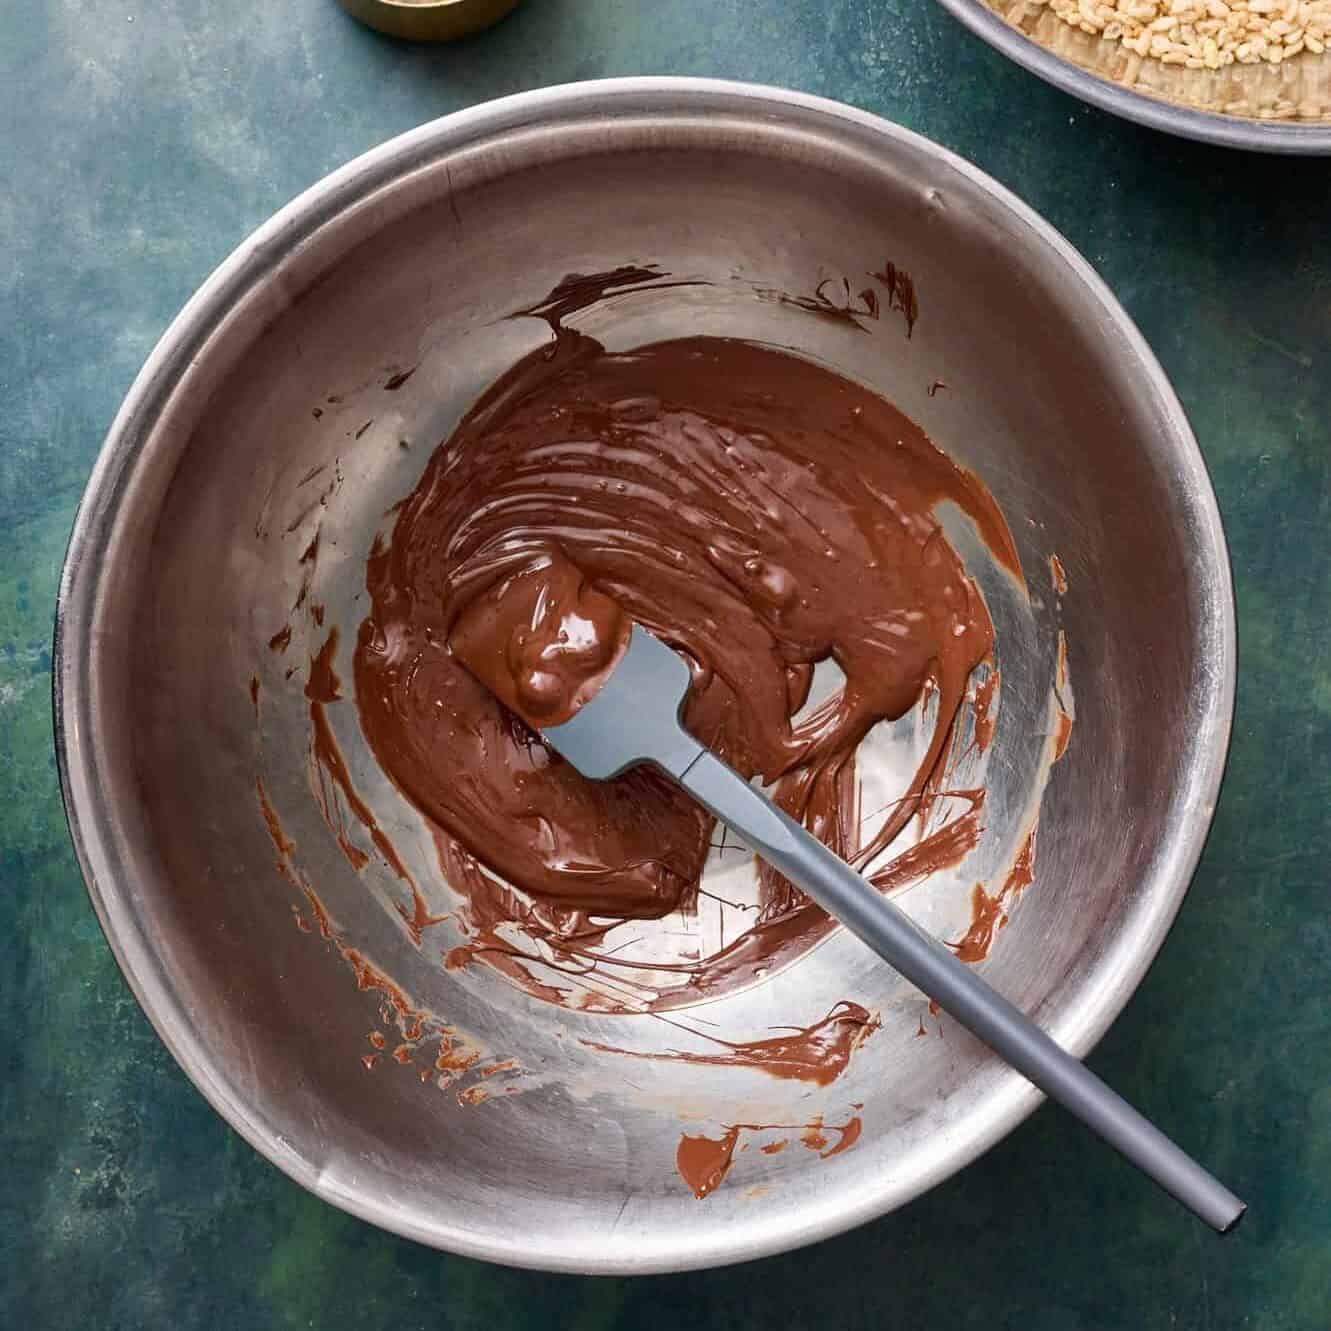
[337,0,518,42]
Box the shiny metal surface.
[561,625,1240,1226]
[934,0,1331,154]
[54,79,1235,1274]
[336,0,519,43]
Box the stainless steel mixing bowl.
[55,79,1235,1273]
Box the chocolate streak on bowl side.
[676,1113,864,1199]
[306,626,445,942]
[1052,628,1075,763]
[251,777,521,1103]
[1049,553,1069,597]
[353,267,1024,1014]
[949,826,1037,964]
[580,1001,880,1088]
[972,671,1000,752]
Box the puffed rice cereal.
[1034,0,1330,67]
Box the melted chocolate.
[307,627,445,942]
[1049,553,1069,596]
[675,1113,865,1199]
[450,551,631,729]
[255,777,295,859]
[1052,628,1074,763]
[1053,710,1074,762]
[868,260,919,337]
[354,284,1018,999]
[972,672,999,753]
[677,1127,741,1199]
[252,781,517,1095]
[950,826,1038,964]
[581,1001,879,1087]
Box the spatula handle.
[677,747,1245,1233]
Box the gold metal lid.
[337,0,519,43]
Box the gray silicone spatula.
[465,621,1244,1231]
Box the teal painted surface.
[2,1,1328,1325]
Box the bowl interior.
[57,83,1232,1272]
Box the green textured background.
[3,1,1329,1326]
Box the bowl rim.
[53,77,1237,1273]
[934,0,1331,154]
